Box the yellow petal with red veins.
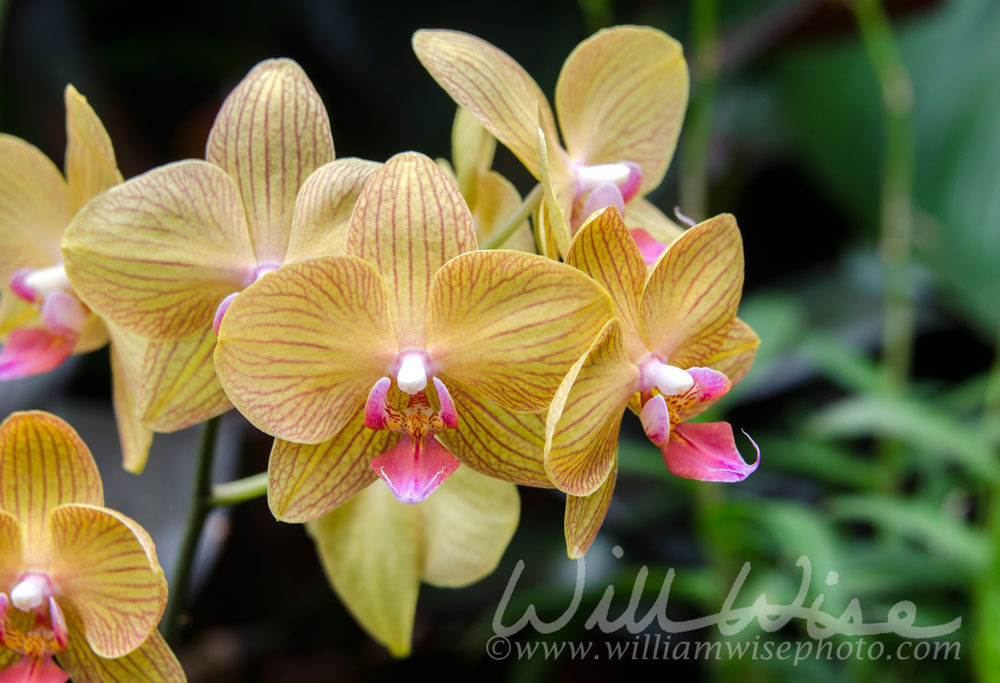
[624,197,684,246]
[0,509,22,592]
[436,382,550,487]
[413,29,559,179]
[556,26,688,194]
[452,106,496,201]
[107,328,154,474]
[567,207,646,355]
[0,412,102,564]
[419,465,518,586]
[545,319,636,496]
[62,160,255,341]
[64,85,123,214]
[640,214,744,367]
[268,406,402,523]
[0,135,69,280]
[307,482,421,657]
[564,465,617,558]
[284,158,381,263]
[703,317,760,387]
[206,58,335,265]
[57,608,184,683]
[428,250,612,413]
[471,170,535,252]
[47,504,165,659]
[215,255,396,444]
[346,152,476,347]
[136,328,231,433]
[537,125,573,258]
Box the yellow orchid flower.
[0,411,183,682]
[413,26,688,261]
[438,107,534,251]
[0,85,166,472]
[61,58,377,443]
[214,150,611,508]
[543,206,760,556]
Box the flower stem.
[679,0,718,221]
[209,472,268,506]
[480,183,542,250]
[161,415,221,645]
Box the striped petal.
[662,422,759,483]
[47,505,165,659]
[268,406,401,523]
[413,30,559,179]
[419,465,518,586]
[536,125,573,257]
[0,135,69,281]
[62,160,255,341]
[471,170,535,252]
[428,250,612,413]
[545,319,636,496]
[0,412,102,564]
[436,381,550,487]
[57,609,184,683]
[640,214,743,367]
[0,329,75,381]
[206,58,335,265]
[307,481,421,657]
[0,510,22,594]
[567,206,646,355]
[284,158,381,263]
[135,328,231,433]
[63,85,122,215]
[215,256,396,444]
[345,152,476,347]
[564,464,616,558]
[451,106,496,200]
[107,328,153,474]
[556,26,688,194]
[701,317,760,387]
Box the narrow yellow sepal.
[565,465,617,558]
[64,85,123,214]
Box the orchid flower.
[544,206,760,556]
[413,26,688,261]
[0,85,168,471]
[62,58,377,444]
[0,411,184,682]
[214,151,611,512]
[437,107,534,251]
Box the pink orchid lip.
[371,435,460,504]
[629,228,668,266]
[662,422,760,483]
[0,329,76,381]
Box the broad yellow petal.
[307,482,421,657]
[556,26,688,194]
[413,29,560,179]
[703,317,760,387]
[64,85,122,214]
[215,256,395,444]
[471,170,535,252]
[436,382,550,487]
[0,412,102,564]
[47,504,165,658]
[564,464,616,558]
[62,160,255,341]
[567,207,646,357]
[284,158,381,263]
[429,250,612,412]
[0,509,22,592]
[640,214,743,367]
[0,295,38,338]
[136,329,231,433]
[57,608,184,683]
[419,465,518,586]
[536,125,573,258]
[107,327,154,473]
[624,197,685,246]
[206,58,335,265]
[0,135,69,280]
[451,106,496,201]
[268,406,401,523]
[346,152,476,347]
[545,319,635,496]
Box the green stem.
[161,415,221,645]
[976,329,1000,682]
[852,0,915,493]
[209,472,268,506]
[679,0,718,221]
[984,327,1000,427]
[480,183,542,250]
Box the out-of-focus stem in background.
[679,0,718,222]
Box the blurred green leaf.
[762,435,882,489]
